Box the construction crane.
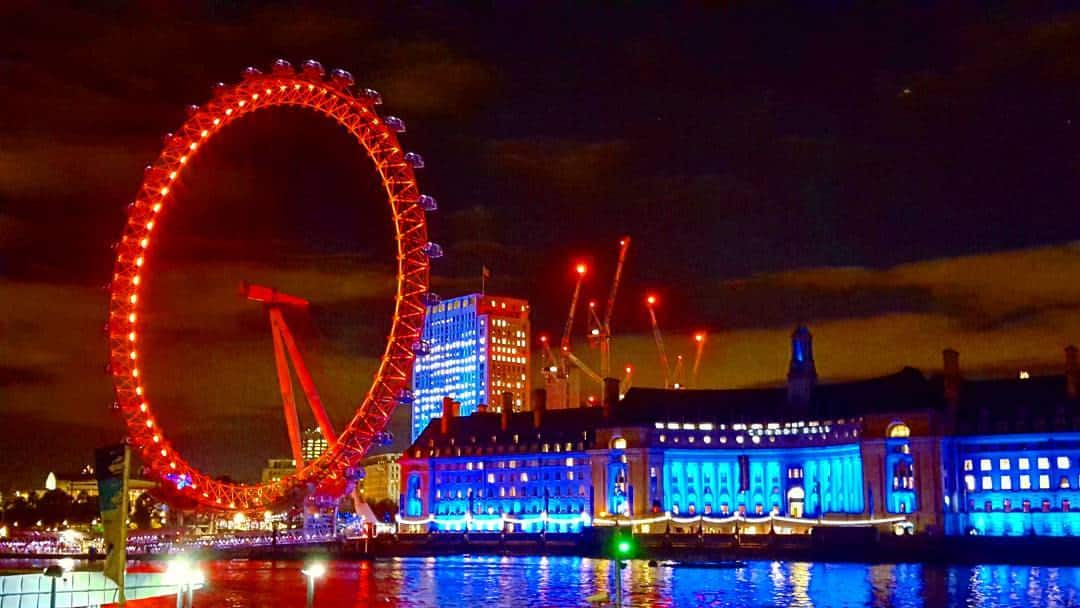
[538,334,560,374]
[546,240,632,407]
[672,354,685,389]
[242,282,338,468]
[598,237,631,378]
[645,294,671,388]
[691,331,707,388]
[560,262,588,359]
[563,347,603,385]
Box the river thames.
[104,555,1078,607]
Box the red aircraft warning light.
[646,294,658,306]
[576,263,588,276]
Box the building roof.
[942,374,1080,435]
[616,367,938,425]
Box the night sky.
[3,4,1080,486]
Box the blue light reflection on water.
[5,556,1079,607]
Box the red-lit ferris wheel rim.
[107,60,431,511]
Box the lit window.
[998,458,1011,471]
[1039,474,1050,489]
[1038,457,1050,470]
[887,423,911,438]
[981,476,992,490]
[1061,476,1071,489]
[612,437,627,450]
[520,472,528,483]
[964,475,976,492]
[1000,476,1012,490]
[1057,456,1071,469]
[487,473,495,484]
[979,459,992,472]
[1018,458,1030,471]
[1019,475,1031,490]
[963,459,973,472]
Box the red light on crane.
[539,335,548,343]
[588,300,597,308]
[625,365,633,374]
[575,263,587,276]
[646,294,657,306]
[695,332,706,343]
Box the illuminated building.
[400,326,1080,537]
[41,466,155,503]
[357,453,402,505]
[260,458,296,483]
[942,346,1080,537]
[302,427,328,462]
[411,293,531,442]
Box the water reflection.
[5,557,1077,607]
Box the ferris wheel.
[106,59,440,511]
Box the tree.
[37,490,74,526]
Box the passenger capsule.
[404,152,424,168]
[242,66,262,79]
[271,59,294,74]
[422,241,443,259]
[359,88,383,105]
[330,68,354,87]
[301,59,325,77]
[419,194,438,212]
[384,116,406,133]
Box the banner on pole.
[95,444,130,604]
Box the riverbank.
[6,530,1078,567]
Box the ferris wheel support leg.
[270,308,305,468]
[277,315,338,445]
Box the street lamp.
[165,557,203,607]
[43,558,74,608]
[301,562,327,608]
[610,531,637,607]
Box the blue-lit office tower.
[411,294,531,442]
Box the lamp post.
[41,558,76,608]
[165,556,202,607]
[301,562,327,608]
[611,531,635,608]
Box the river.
[109,555,1080,607]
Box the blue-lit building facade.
[400,327,1080,537]
[410,294,531,442]
[942,346,1080,536]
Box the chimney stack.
[602,377,620,419]
[1066,345,1078,399]
[499,391,513,431]
[440,396,454,435]
[532,388,547,429]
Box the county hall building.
[399,327,1080,537]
